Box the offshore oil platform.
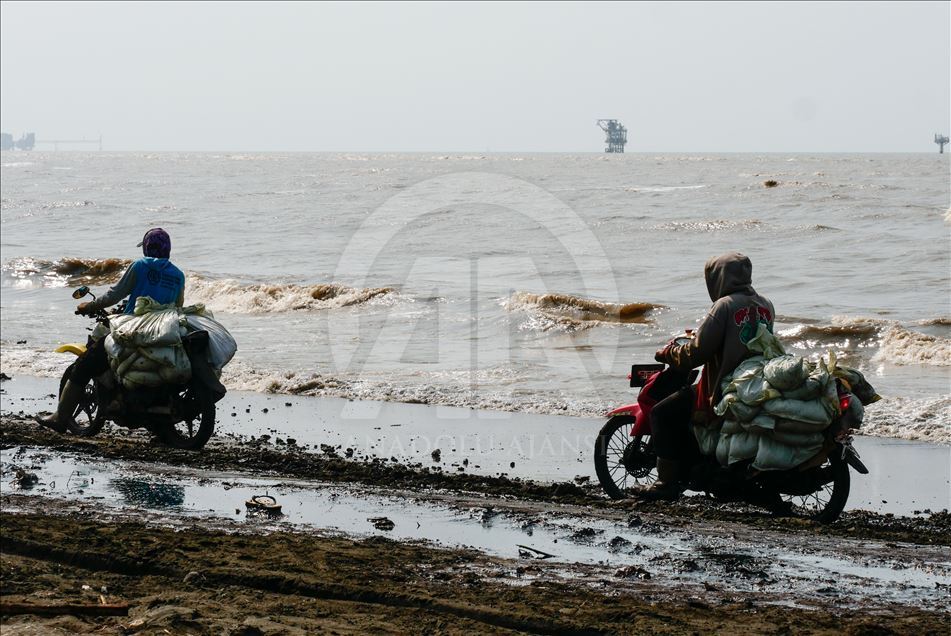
[596,119,627,153]
[1,132,34,151]
[936,133,949,153]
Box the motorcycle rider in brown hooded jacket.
[637,252,775,500]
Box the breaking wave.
[505,292,661,332]
[779,316,884,343]
[1,257,394,313]
[781,316,949,367]
[874,326,951,367]
[862,396,951,444]
[1,257,130,288]
[185,276,395,314]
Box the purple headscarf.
[138,228,171,258]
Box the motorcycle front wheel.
[594,415,657,500]
[159,385,216,450]
[59,363,106,437]
[780,452,850,524]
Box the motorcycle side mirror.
[72,286,91,300]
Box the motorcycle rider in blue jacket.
[37,228,185,432]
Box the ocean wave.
[781,317,949,367]
[654,219,764,233]
[185,275,395,314]
[862,396,951,444]
[779,316,884,343]
[505,292,661,333]
[1,257,394,313]
[874,326,951,367]
[1,257,130,288]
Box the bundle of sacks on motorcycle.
[693,324,880,471]
[102,297,236,390]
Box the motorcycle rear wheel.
[780,452,850,524]
[59,363,106,437]
[594,415,656,500]
[159,385,216,450]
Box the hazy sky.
[1,1,948,152]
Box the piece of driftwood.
[0,601,130,617]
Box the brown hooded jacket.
[663,252,775,417]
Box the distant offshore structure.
[596,119,627,153]
[1,132,35,151]
[936,133,949,154]
[0,132,102,151]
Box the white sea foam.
[185,276,395,314]
[861,396,951,444]
[874,325,951,367]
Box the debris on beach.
[368,516,395,531]
[615,565,652,580]
[245,495,282,516]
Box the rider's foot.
[631,481,683,501]
[35,412,68,434]
[632,457,683,501]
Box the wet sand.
[2,377,950,633]
[3,375,950,515]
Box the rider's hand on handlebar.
[654,342,673,363]
[75,302,91,316]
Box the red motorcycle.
[593,337,871,523]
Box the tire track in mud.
[0,519,614,636]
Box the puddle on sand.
[3,375,949,516]
[2,446,949,608]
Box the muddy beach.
[2,405,950,634]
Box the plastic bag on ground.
[763,355,810,391]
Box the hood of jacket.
[704,252,754,301]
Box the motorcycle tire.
[160,384,216,451]
[59,363,106,437]
[594,415,655,500]
[784,452,851,524]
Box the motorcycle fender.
[606,404,651,437]
[54,343,87,356]
[607,404,639,418]
[844,447,870,474]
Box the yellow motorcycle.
[53,285,225,450]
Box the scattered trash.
[183,571,205,585]
[245,495,282,516]
[431,449,441,463]
[517,544,555,560]
[608,536,631,550]
[573,475,590,484]
[368,516,395,531]
[11,467,38,489]
[763,180,779,188]
[614,565,652,580]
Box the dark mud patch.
[2,414,949,546]
[2,511,949,635]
